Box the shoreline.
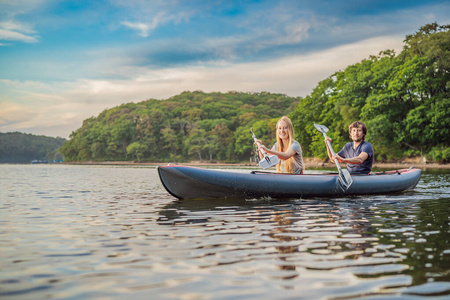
[65,157,450,169]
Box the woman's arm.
[260,145,296,160]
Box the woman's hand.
[254,139,267,152]
[262,145,270,152]
[258,144,269,153]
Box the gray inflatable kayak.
[158,165,421,199]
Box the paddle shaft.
[322,133,343,172]
[251,128,269,157]
[327,141,343,171]
[254,138,269,157]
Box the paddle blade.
[314,123,329,134]
[336,169,353,192]
[259,155,279,169]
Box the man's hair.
[349,121,367,140]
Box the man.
[325,121,374,175]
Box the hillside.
[60,91,299,162]
[0,132,66,163]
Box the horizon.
[1,0,449,139]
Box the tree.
[161,126,180,159]
[126,142,145,162]
[184,126,206,161]
[210,123,233,160]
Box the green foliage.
[60,23,449,164]
[61,91,298,162]
[0,132,66,163]
[290,23,449,163]
[428,146,450,163]
[126,142,145,162]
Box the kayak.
[157,165,421,199]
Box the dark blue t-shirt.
[338,141,374,175]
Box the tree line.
[60,23,449,164]
[0,132,66,163]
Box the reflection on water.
[0,165,449,299]
[159,194,450,299]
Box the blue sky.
[0,0,449,138]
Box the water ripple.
[0,165,449,299]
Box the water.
[1,164,449,299]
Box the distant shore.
[65,157,450,169]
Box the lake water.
[1,164,449,299]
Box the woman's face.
[277,120,290,141]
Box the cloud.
[121,12,167,37]
[121,21,153,37]
[0,28,38,43]
[0,79,78,136]
[0,101,35,127]
[0,20,38,43]
[119,2,193,37]
[1,0,447,138]
[0,34,404,138]
[0,1,42,44]
[114,0,436,68]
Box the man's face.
[350,126,364,142]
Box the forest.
[0,132,66,163]
[60,23,449,164]
[60,92,298,163]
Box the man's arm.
[336,152,368,164]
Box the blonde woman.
[256,116,303,174]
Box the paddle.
[314,124,353,191]
[251,128,279,169]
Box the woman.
[256,116,303,174]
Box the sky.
[0,0,449,139]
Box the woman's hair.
[349,121,367,140]
[276,116,298,173]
